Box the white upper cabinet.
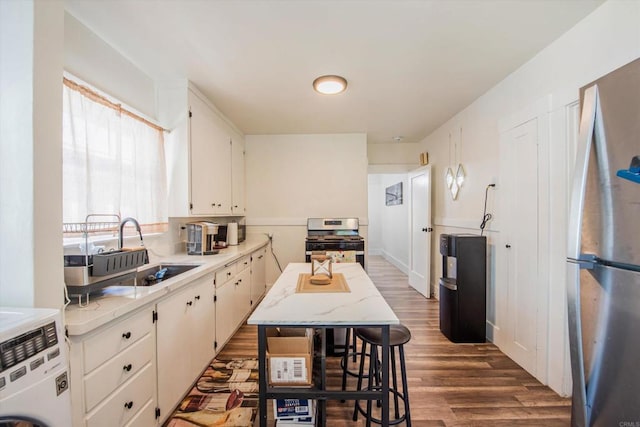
[231,131,245,214]
[160,82,244,217]
[189,91,232,215]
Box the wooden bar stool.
[352,324,411,426]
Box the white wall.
[245,133,368,284]
[63,12,156,119]
[417,0,640,395]
[0,7,173,308]
[368,174,410,273]
[0,0,64,308]
[367,142,422,173]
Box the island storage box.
[267,328,313,386]
[273,398,315,424]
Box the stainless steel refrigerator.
[567,58,640,427]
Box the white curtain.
[62,84,168,232]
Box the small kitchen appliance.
[186,222,220,255]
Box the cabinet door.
[250,248,267,307]
[234,267,252,327]
[215,279,236,351]
[190,275,216,375]
[231,134,245,214]
[189,90,232,215]
[156,286,193,419]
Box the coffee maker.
[186,222,219,255]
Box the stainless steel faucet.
[119,217,143,249]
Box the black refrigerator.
[439,234,486,343]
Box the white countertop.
[65,236,268,336]
[247,263,398,326]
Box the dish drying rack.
[63,214,148,305]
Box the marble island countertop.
[65,235,268,336]
[248,262,398,326]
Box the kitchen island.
[247,262,399,427]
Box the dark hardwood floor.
[218,256,571,426]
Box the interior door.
[408,165,432,298]
[500,118,538,375]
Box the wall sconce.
[446,129,466,200]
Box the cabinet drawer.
[236,255,250,272]
[86,362,155,427]
[84,333,154,412]
[83,307,153,374]
[215,265,235,287]
[124,398,156,427]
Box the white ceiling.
[65,0,604,144]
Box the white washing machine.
[0,307,72,426]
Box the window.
[62,77,168,234]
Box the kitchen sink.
[117,264,200,286]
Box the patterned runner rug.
[165,358,259,427]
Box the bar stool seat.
[353,324,411,426]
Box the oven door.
[305,241,365,269]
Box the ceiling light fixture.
[313,75,348,95]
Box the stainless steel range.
[304,217,365,356]
[305,218,365,269]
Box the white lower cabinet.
[234,256,251,328]
[124,398,156,427]
[156,272,215,424]
[250,247,267,307]
[215,271,236,350]
[215,256,251,351]
[68,244,268,427]
[86,363,155,427]
[69,306,157,427]
[83,334,154,412]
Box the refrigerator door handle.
[568,85,599,260]
[567,85,600,427]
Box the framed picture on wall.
[385,182,403,206]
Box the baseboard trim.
[381,251,409,275]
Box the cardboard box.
[273,398,315,420]
[267,328,314,386]
[275,418,315,426]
